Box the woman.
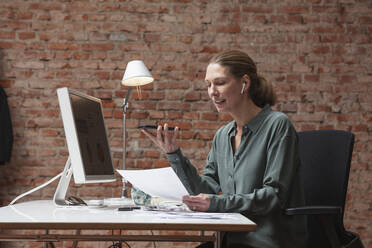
[142,50,307,248]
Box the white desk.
[0,200,256,247]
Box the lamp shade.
[121,60,154,86]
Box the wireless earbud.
[240,83,246,95]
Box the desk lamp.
[120,60,154,201]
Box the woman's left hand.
[182,194,210,212]
[141,123,180,154]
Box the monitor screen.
[57,88,115,184]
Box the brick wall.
[0,0,371,247]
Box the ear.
[242,74,251,92]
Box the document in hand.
[117,167,189,201]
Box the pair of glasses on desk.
[67,196,87,206]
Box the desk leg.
[44,230,55,248]
[72,230,80,248]
[215,231,221,248]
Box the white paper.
[138,210,240,220]
[117,167,189,201]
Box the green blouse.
[167,105,307,248]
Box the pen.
[118,206,141,211]
[138,125,176,131]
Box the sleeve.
[167,138,221,196]
[208,117,300,215]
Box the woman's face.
[205,63,245,113]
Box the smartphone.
[138,125,175,131]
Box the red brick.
[183,112,199,120]
[200,46,219,54]
[0,41,26,49]
[201,112,217,121]
[193,121,223,130]
[185,92,201,101]
[277,6,309,14]
[0,80,13,88]
[196,132,215,140]
[178,140,206,149]
[352,125,368,132]
[180,131,194,139]
[82,43,114,51]
[287,16,303,24]
[0,31,15,39]
[39,149,57,157]
[29,2,62,11]
[154,160,169,168]
[215,25,241,33]
[18,32,35,40]
[282,103,297,113]
[17,11,33,19]
[48,42,79,50]
[313,26,345,33]
[13,61,44,69]
[131,112,148,119]
[144,150,160,159]
[312,45,330,54]
[359,16,372,24]
[144,34,161,43]
[149,111,165,119]
[243,6,273,13]
[66,3,98,12]
[178,35,192,44]
[136,160,153,169]
[57,33,74,41]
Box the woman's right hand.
[141,123,180,154]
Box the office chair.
[285,130,364,248]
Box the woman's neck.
[231,100,262,132]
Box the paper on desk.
[117,167,189,201]
[139,210,239,220]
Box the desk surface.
[0,200,256,232]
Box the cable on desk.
[9,172,63,205]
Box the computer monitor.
[53,88,116,206]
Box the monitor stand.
[53,157,135,207]
[53,157,73,207]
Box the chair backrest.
[297,130,354,218]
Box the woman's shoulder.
[266,108,292,125]
[265,109,296,136]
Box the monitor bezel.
[57,87,116,184]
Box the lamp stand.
[121,87,132,199]
[100,88,134,207]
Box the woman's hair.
[209,50,277,107]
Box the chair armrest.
[285,206,342,216]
